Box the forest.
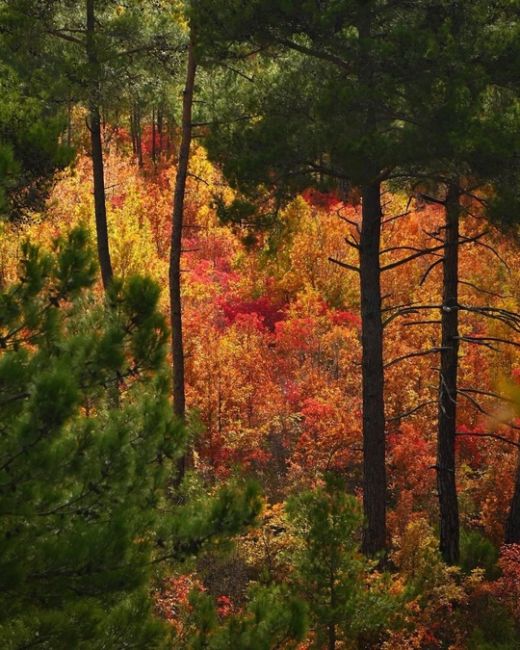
[1,1,520,648]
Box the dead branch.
[420,257,443,285]
[381,243,445,272]
[328,257,360,273]
[458,279,505,299]
[456,431,520,449]
[387,400,437,422]
[383,304,442,328]
[403,320,442,327]
[458,388,515,403]
[384,347,446,369]
[458,336,520,350]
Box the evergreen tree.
[192,0,520,562]
[0,0,184,288]
[396,0,520,562]
[285,476,399,649]
[0,227,261,648]
[0,63,73,219]
[185,585,306,649]
[190,0,447,556]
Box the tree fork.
[437,182,461,564]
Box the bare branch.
[384,347,445,369]
[387,400,437,422]
[458,391,520,431]
[419,257,444,285]
[276,37,351,73]
[459,306,520,333]
[456,431,520,449]
[381,210,412,226]
[328,257,360,273]
[344,236,360,250]
[381,243,445,272]
[458,336,520,350]
[420,193,446,206]
[459,387,515,403]
[383,304,441,328]
[469,238,510,271]
[403,320,442,327]
[458,279,505,299]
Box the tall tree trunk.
[151,106,156,164]
[134,103,143,167]
[505,455,520,543]
[360,182,387,556]
[86,0,113,291]
[157,106,163,156]
[169,37,196,481]
[67,97,72,148]
[130,107,137,155]
[437,183,460,564]
[327,623,336,650]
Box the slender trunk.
[169,37,196,480]
[130,107,137,155]
[134,103,143,167]
[505,455,520,543]
[86,0,112,290]
[67,98,72,147]
[328,568,336,650]
[157,106,163,156]
[360,182,387,556]
[152,106,156,164]
[437,183,460,564]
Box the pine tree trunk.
[360,181,387,556]
[157,106,163,156]
[130,107,137,155]
[437,183,460,564]
[151,106,156,164]
[327,624,336,650]
[67,98,72,148]
[86,0,112,291]
[505,454,520,543]
[169,37,196,481]
[134,104,143,168]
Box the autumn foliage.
[2,135,520,647]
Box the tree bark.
[157,106,163,156]
[360,182,387,556]
[86,0,113,291]
[134,103,143,167]
[327,623,336,650]
[130,107,137,155]
[151,106,156,164]
[505,454,520,543]
[67,97,72,148]
[437,183,460,564]
[169,37,196,481]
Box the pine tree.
[0,0,184,288]
[285,475,399,649]
[397,0,520,562]
[190,0,445,556]
[0,227,262,648]
[0,62,73,219]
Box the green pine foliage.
[0,226,178,647]
[0,63,73,219]
[184,585,306,650]
[285,475,400,649]
[0,227,263,648]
